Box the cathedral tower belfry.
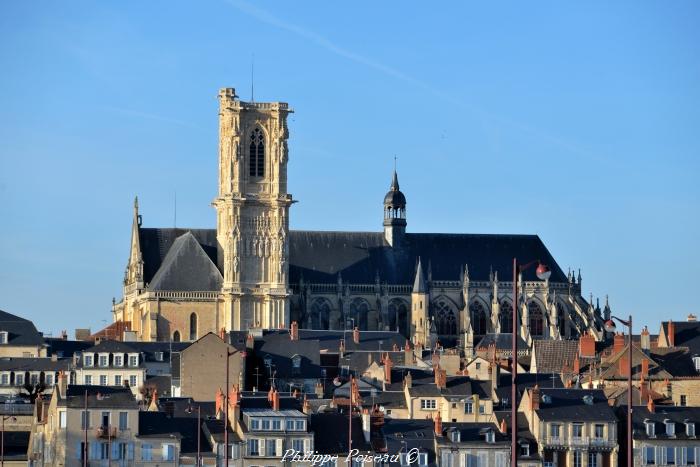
[383,169,406,247]
[213,87,293,331]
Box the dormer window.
[155,352,164,362]
[113,355,123,367]
[665,420,675,437]
[519,441,530,457]
[542,394,552,404]
[449,429,460,443]
[485,430,495,443]
[84,354,93,367]
[686,421,695,437]
[98,355,108,367]
[693,356,700,372]
[128,354,138,367]
[291,355,301,375]
[582,395,594,405]
[645,420,655,437]
[0,331,8,344]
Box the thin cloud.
[105,106,200,129]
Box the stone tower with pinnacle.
[213,88,293,331]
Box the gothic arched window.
[189,313,198,341]
[173,331,181,342]
[500,301,513,333]
[434,299,457,335]
[469,301,488,335]
[528,302,544,337]
[388,299,410,337]
[249,127,265,177]
[349,298,370,331]
[310,299,332,330]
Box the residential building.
[520,387,619,467]
[630,401,700,466]
[74,340,146,399]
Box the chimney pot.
[530,385,541,411]
[434,411,442,436]
[353,327,360,345]
[290,321,299,341]
[579,333,596,358]
[647,395,655,413]
[668,321,675,347]
[641,358,649,379]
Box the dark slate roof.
[392,369,490,399]
[253,331,321,379]
[0,309,44,346]
[0,357,71,372]
[148,231,223,291]
[44,338,92,358]
[495,373,564,410]
[136,227,567,288]
[413,258,426,293]
[439,422,509,445]
[632,405,700,440]
[309,413,373,454]
[83,340,139,354]
[239,394,302,411]
[126,341,191,362]
[381,418,437,467]
[475,333,528,351]
[138,228,219,285]
[649,348,698,377]
[662,321,700,356]
[146,375,173,397]
[137,411,214,455]
[289,231,567,285]
[156,397,217,418]
[62,385,138,409]
[202,418,241,443]
[494,411,542,461]
[534,389,617,422]
[296,329,408,353]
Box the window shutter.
[303,438,310,454]
[76,442,82,459]
[478,452,487,467]
[276,438,283,456]
[111,442,119,459]
[259,438,265,456]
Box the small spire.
[413,257,427,294]
[391,169,400,191]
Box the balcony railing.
[542,436,615,448]
[96,426,118,439]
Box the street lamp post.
[604,315,633,467]
[511,259,550,467]
[224,347,237,467]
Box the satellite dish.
[333,377,341,387]
[379,406,385,412]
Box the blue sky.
[0,1,698,337]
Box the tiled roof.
[532,340,597,374]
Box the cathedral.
[112,87,607,350]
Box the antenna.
[251,53,255,102]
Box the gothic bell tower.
[213,88,293,331]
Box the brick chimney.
[404,340,413,364]
[530,385,541,411]
[383,353,393,385]
[290,321,299,341]
[339,339,345,358]
[641,326,651,352]
[219,327,226,340]
[499,417,508,434]
[668,321,675,347]
[246,333,254,350]
[302,395,311,414]
[353,327,360,345]
[619,353,629,377]
[641,358,649,380]
[434,411,443,436]
[268,386,274,403]
[688,314,697,322]
[57,371,67,396]
[361,408,371,443]
[404,371,412,389]
[573,355,580,374]
[215,389,224,418]
[647,395,655,413]
[579,333,596,358]
[271,389,280,411]
[613,333,625,354]
[435,367,447,389]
